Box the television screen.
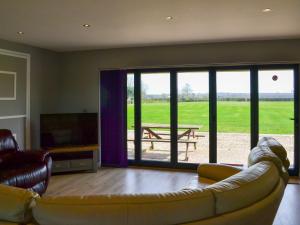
[40,113,98,149]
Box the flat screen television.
[40,113,98,149]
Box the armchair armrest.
[1,150,50,169]
[16,150,50,164]
[21,150,50,162]
[197,163,242,182]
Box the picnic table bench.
[127,138,197,161]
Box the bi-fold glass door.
[127,73,135,160]
[126,65,299,175]
[177,72,209,164]
[216,70,251,166]
[140,72,171,162]
[258,68,297,173]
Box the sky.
[128,70,294,95]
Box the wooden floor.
[45,168,200,196]
[273,184,300,225]
[46,168,300,225]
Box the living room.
[0,1,300,225]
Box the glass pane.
[127,73,135,160]
[259,69,294,168]
[141,72,170,161]
[217,70,251,165]
[177,72,209,163]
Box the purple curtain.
[100,70,128,167]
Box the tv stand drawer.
[70,159,93,170]
[52,159,95,173]
[52,161,70,172]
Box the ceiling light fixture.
[17,31,24,35]
[262,8,272,13]
[166,16,173,21]
[83,24,91,28]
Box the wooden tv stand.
[48,145,98,173]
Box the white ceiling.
[0,0,299,52]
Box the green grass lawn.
[127,101,294,134]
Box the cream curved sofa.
[0,137,289,225]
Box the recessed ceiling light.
[17,31,24,35]
[166,16,173,21]
[262,8,272,13]
[83,24,91,28]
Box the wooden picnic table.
[141,123,202,140]
[128,123,203,160]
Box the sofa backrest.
[33,161,283,225]
[184,178,285,225]
[206,161,280,215]
[33,188,214,225]
[0,184,38,224]
[0,129,19,152]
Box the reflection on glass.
[177,72,209,163]
[127,73,134,159]
[217,71,251,165]
[259,70,294,168]
[141,73,170,161]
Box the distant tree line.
[127,80,293,103]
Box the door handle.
[290,118,295,120]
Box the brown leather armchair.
[0,129,52,195]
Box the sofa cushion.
[33,189,214,225]
[282,159,290,170]
[0,184,38,223]
[257,137,290,170]
[257,137,286,159]
[248,146,289,184]
[206,161,280,215]
[248,146,282,169]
